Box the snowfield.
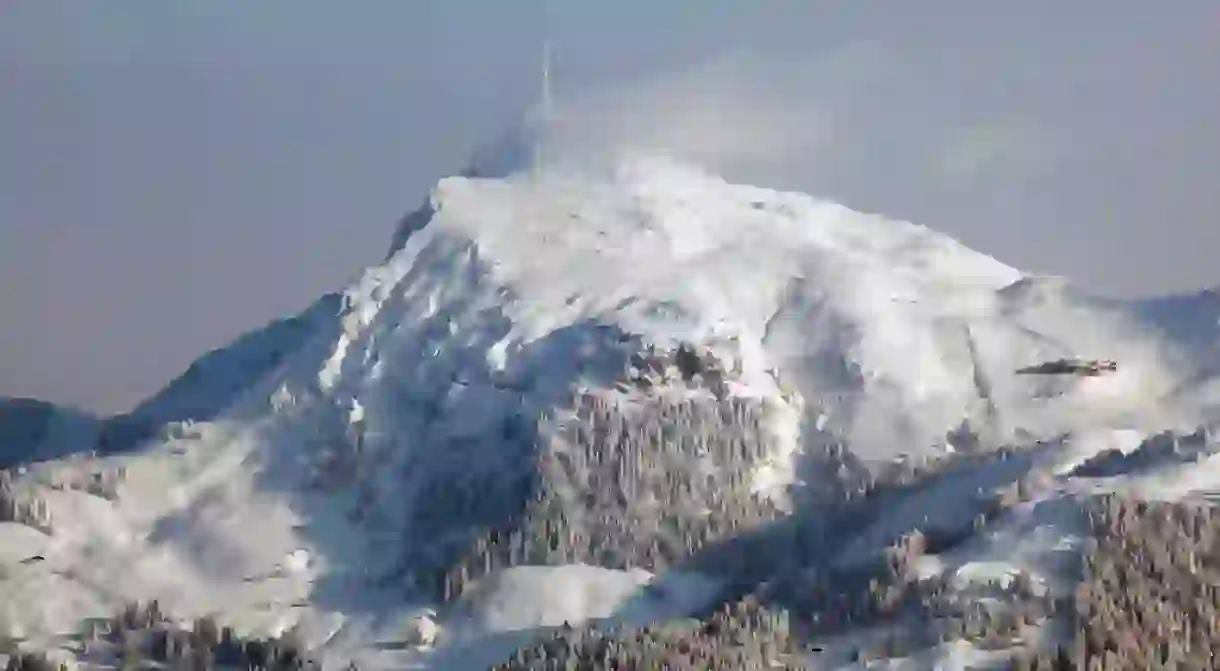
[2,148,1220,670]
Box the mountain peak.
[4,152,1219,670]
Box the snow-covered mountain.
[2,145,1219,670]
[0,398,101,469]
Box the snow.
[2,146,1220,669]
[454,564,719,634]
[379,564,724,669]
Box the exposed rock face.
[618,342,735,400]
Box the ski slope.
[1,149,1218,670]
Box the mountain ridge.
[1,150,1218,669]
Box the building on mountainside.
[1014,358,1117,377]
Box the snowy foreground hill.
[4,154,1220,670]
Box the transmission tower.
[534,39,554,178]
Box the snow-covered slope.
[82,293,344,459]
[2,150,1219,670]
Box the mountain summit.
[2,151,1218,669]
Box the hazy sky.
[1,1,1218,414]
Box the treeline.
[490,596,812,671]
[412,390,783,604]
[4,600,319,671]
[0,470,50,533]
[1013,494,1220,670]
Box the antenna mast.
[535,39,553,177]
[542,40,553,121]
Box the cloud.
[462,39,1056,216]
[464,42,895,183]
[541,54,836,174]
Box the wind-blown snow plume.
[466,52,841,184]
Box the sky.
[1,1,1218,414]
